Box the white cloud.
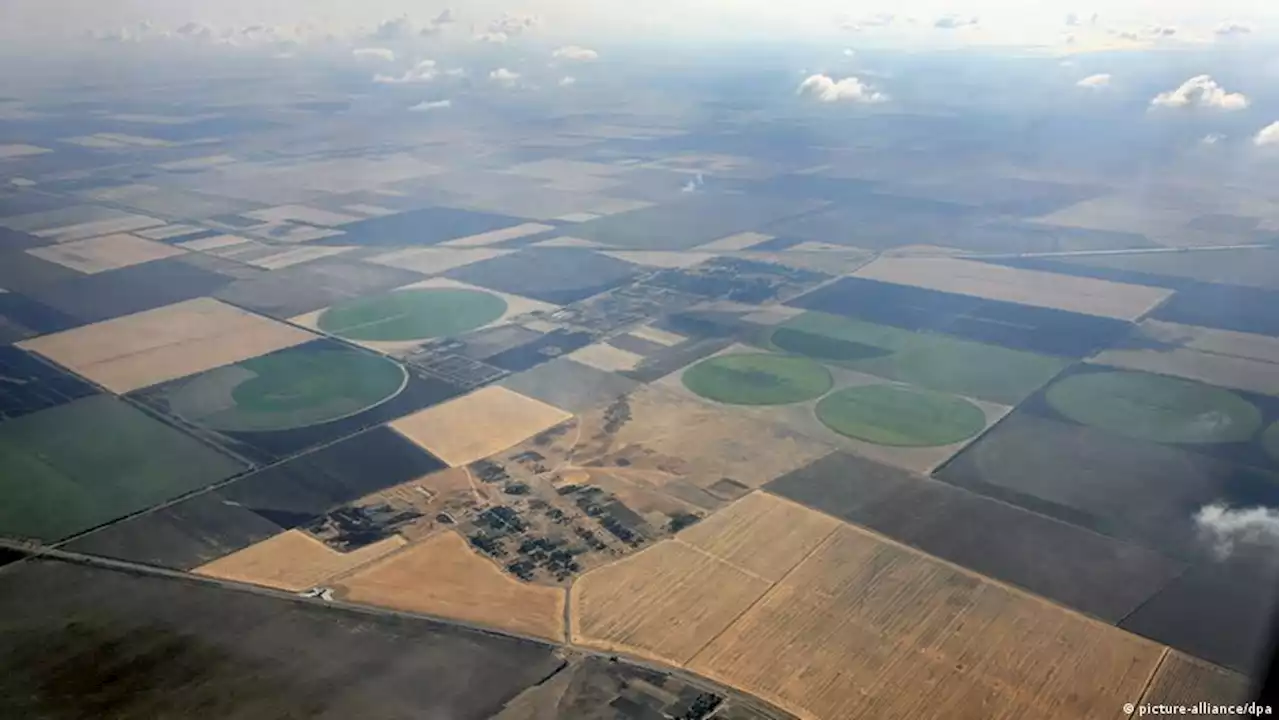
[369,15,415,41]
[1113,29,1142,41]
[1200,133,1224,145]
[1255,121,1279,146]
[1076,73,1111,88]
[409,99,451,111]
[558,76,576,86]
[1215,22,1251,37]
[1194,503,1278,560]
[934,15,979,29]
[552,45,599,61]
[797,73,887,103]
[842,48,855,56]
[474,31,508,44]
[442,67,466,78]
[352,47,394,62]
[175,21,214,40]
[489,67,520,84]
[373,59,437,84]
[420,9,455,36]
[681,173,705,193]
[488,13,539,36]
[1151,75,1250,110]
[1064,12,1079,26]
[1148,25,1177,37]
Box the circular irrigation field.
[317,287,507,342]
[1044,371,1262,445]
[682,353,833,406]
[815,384,987,447]
[169,347,407,432]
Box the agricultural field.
[0,559,565,720]
[19,297,316,394]
[681,352,832,406]
[444,247,645,305]
[390,386,572,467]
[0,394,246,541]
[686,524,1164,720]
[194,529,406,592]
[335,530,567,641]
[0,345,97,420]
[1089,319,1277,396]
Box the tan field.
[20,297,316,393]
[628,324,687,347]
[1137,651,1251,709]
[244,204,362,227]
[365,247,513,275]
[341,203,397,217]
[551,213,601,223]
[26,233,186,274]
[567,342,645,372]
[391,386,573,467]
[1090,347,1277,395]
[134,223,205,240]
[687,524,1164,720]
[32,214,166,243]
[601,251,715,268]
[440,222,556,247]
[676,492,839,582]
[693,231,774,252]
[309,467,495,545]
[336,530,566,641]
[571,540,772,666]
[1137,319,1278,363]
[587,197,653,216]
[529,236,606,248]
[0,143,52,158]
[155,154,236,170]
[194,530,406,592]
[177,234,253,251]
[853,255,1172,320]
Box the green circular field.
[1044,371,1262,444]
[317,288,507,342]
[682,353,833,406]
[172,348,407,432]
[1263,422,1278,460]
[815,384,987,447]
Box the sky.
[0,0,1276,48]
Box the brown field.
[441,222,557,247]
[687,524,1164,720]
[676,492,839,582]
[134,223,205,240]
[336,530,566,640]
[1137,651,1251,710]
[628,324,687,347]
[365,247,513,275]
[31,214,165,243]
[852,255,1172,320]
[0,143,51,158]
[194,529,406,592]
[391,386,573,467]
[571,540,771,666]
[19,297,316,393]
[567,342,645,372]
[26,232,185,274]
[177,234,253,251]
[1091,318,1278,395]
[308,466,495,546]
[571,492,838,665]
[530,236,606,248]
[244,204,362,227]
[693,231,774,252]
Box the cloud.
[488,13,539,36]
[843,48,855,57]
[934,15,979,29]
[552,45,599,61]
[489,67,520,85]
[409,99,451,111]
[1148,25,1177,37]
[352,47,395,62]
[1215,22,1251,37]
[474,31,508,44]
[1194,503,1278,560]
[1200,133,1225,145]
[373,59,437,84]
[1113,29,1142,41]
[1151,75,1250,110]
[1076,73,1111,88]
[175,21,214,40]
[420,9,455,35]
[1064,12,1079,26]
[558,76,576,86]
[797,74,887,103]
[370,15,415,41]
[681,173,705,193]
[1255,121,1279,146]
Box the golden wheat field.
[676,491,839,582]
[194,530,405,592]
[687,523,1164,720]
[391,386,573,467]
[335,530,566,641]
[1137,651,1251,710]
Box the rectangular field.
[390,386,572,467]
[195,529,406,592]
[336,530,567,640]
[21,257,235,323]
[687,525,1165,720]
[0,346,97,421]
[0,394,247,541]
[1138,651,1252,709]
[20,297,316,394]
[787,277,1132,358]
[26,233,186,274]
[852,255,1172,320]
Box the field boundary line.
[1130,647,1172,711]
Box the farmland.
[316,287,508,342]
[681,352,833,405]
[814,384,987,446]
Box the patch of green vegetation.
[0,395,246,541]
[317,288,507,341]
[815,384,988,447]
[767,312,1068,405]
[197,348,406,432]
[1264,422,1278,460]
[1045,370,1262,444]
[682,353,832,406]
